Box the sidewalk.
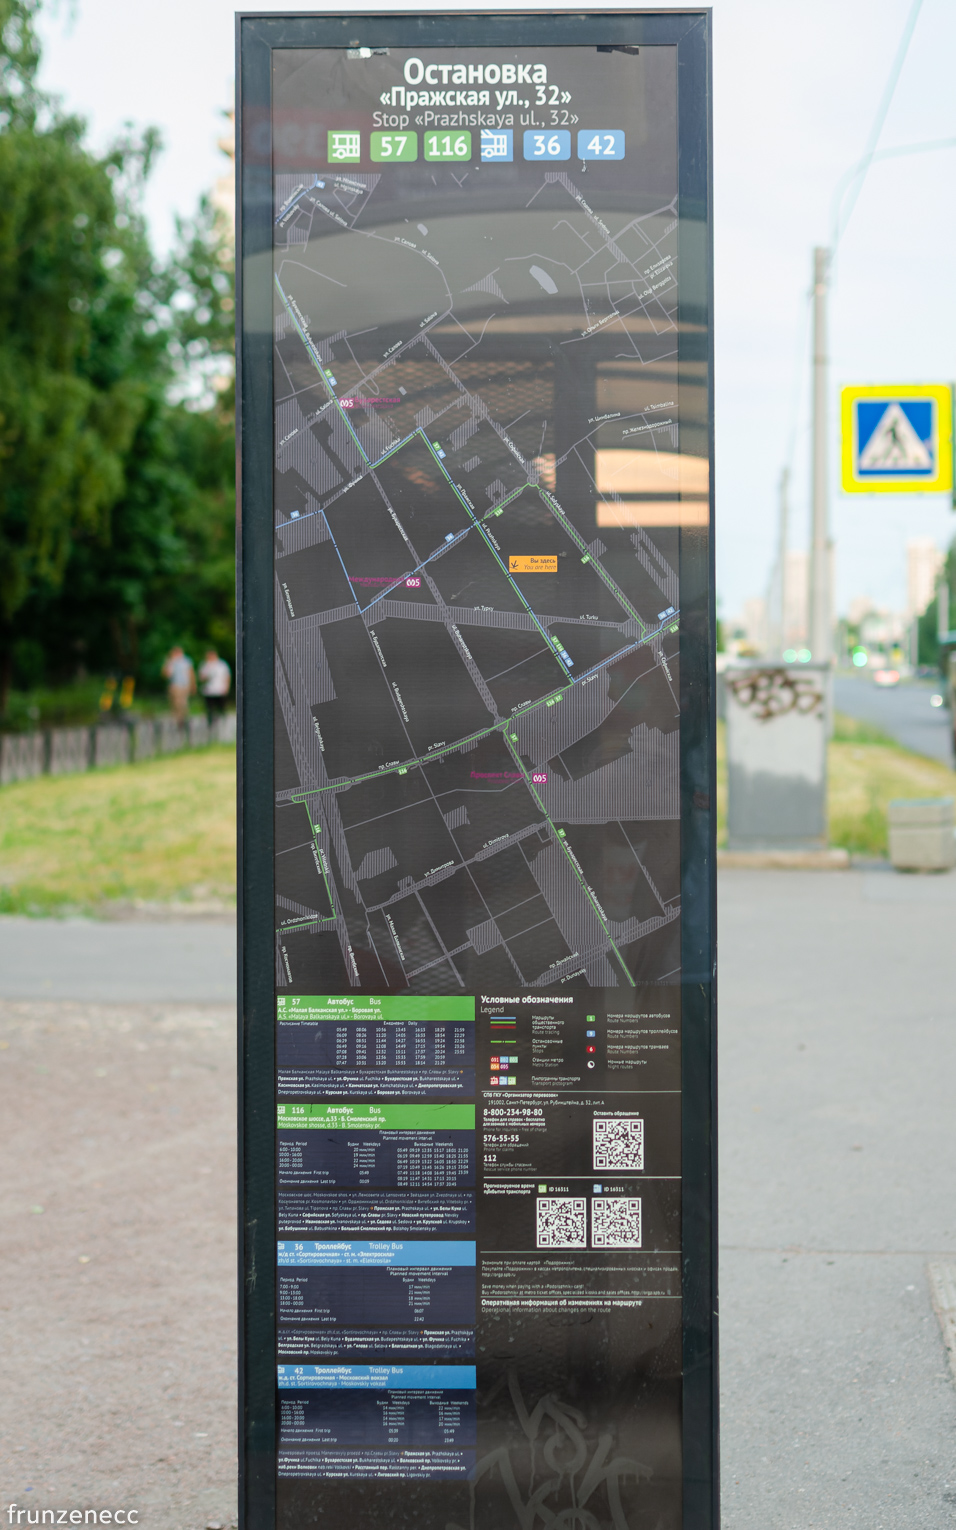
[719,867,956,1527]
[0,919,237,1530]
[1,871,954,1527]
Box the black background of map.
[237,13,715,1530]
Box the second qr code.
[591,1197,643,1248]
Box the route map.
[273,45,689,999]
[267,41,699,1530]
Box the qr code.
[591,1197,642,1248]
[593,1116,644,1171]
[536,1196,587,1248]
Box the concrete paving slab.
[721,1250,956,1529]
[0,999,236,1530]
[2,873,954,1526]
[861,867,956,904]
[719,868,956,1527]
[0,917,237,1002]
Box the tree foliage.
[917,540,956,670]
[0,0,236,704]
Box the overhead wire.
[768,0,928,642]
[786,0,927,483]
[830,0,925,253]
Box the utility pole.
[772,466,790,658]
[809,246,831,663]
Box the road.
[0,915,236,1002]
[834,672,953,765]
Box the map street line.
[500,733,636,987]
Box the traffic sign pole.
[809,246,831,665]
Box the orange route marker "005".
[509,555,557,573]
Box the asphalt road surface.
[834,672,953,764]
[0,916,236,1002]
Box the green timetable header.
[277,995,475,1023]
[277,1102,476,1130]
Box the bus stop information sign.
[237,13,715,1529]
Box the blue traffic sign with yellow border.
[841,384,952,493]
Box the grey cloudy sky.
[36,0,956,619]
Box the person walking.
[162,645,196,725]
[198,648,232,725]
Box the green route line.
[284,605,676,807]
[356,474,530,617]
[277,915,336,933]
[274,276,670,846]
[284,599,678,807]
[277,269,641,651]
[416,440,572,679]
[536,486,644,630]
[287,681,568,806]
[287,715,635,984]
[501,732,635,987]
[276,264,554,633]
[274,275,370,465]
[356,430,567,673]
[279,797,338,926]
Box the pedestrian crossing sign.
[841,384,952,493]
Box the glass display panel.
[249,29,713,1529]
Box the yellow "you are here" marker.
[509,555,557,573]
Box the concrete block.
[212,712,237,745]
[0,732,45,785]
[133,719,155,761]
[188,715,210,748]
[717,848,849,871]
[93,726,131,768]
[157,718,186,754]
[726,664,829,850]
[48,727,91,776]
[887,797,955,872]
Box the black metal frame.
[237,12,715,1527]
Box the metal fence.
[0,712,236,787]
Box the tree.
[0,0,177,703]
[916,539,956,670]
[9,198,236,689]
[0,0,236,706]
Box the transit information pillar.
[238,13,715,1529]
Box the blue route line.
[357,526,471,614]
[282,613,679,801]
[272,277,680,681]
[572,635,654,685]
[403,435,573,677]
[314,509,356,596]
[274,175,321,226]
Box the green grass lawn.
[0,747,236,915]
[717,712,956,855]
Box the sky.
[35,0,956,621]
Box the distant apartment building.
[783,549,809,647]
[906,537,943,621]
